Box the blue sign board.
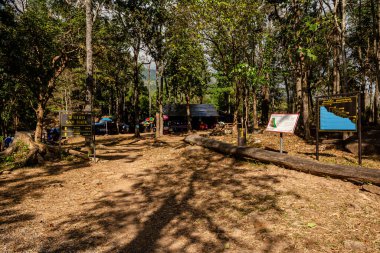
[318,96,358,132]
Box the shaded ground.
[0,133,379,252]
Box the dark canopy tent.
[164,104,219,130]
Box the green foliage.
[0,140,29,169]
[1,0,380,137]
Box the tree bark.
[252,88,258,130]
[34,102,44,142]
[85,0,93,109]
[341,0,348,92]
[233,82,240,135]
[302,71,310,139]
[156,61,164,137]
[284,76,291,113]
[367,0,379,124]
[133,46,140,137]
[148,62,151,117]
[295,63,303,116]
[261,84,270,126]
[85,0,94,151]
[333,0,341,94]
[186,92,192,131]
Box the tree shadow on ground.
[0,158,90,242]
[0,135,157,251]
[40,143,301,252]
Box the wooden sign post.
[59,111,95,158]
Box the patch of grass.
[0,141,29,170]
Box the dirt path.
[0,134,379,253]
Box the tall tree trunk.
[133,47,140,137]
[85,0,93,150]
[156,61,164,137]
[115,82,120,133]
[341,0,348,92]
[233,82,240,135]
[85,0,93,110]
[375,0,380,124]
[369,0,380,124]
[35,101,44,142]
[148,62,151,117]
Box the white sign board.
[266,114,299,133]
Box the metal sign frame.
[316,93,362,165]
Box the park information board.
[318,96,357,132]
[266,114,299,133]
[60,112,92,137]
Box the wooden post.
[316,97,319,161]
[59,111,62,158]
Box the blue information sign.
[318,96,358,132]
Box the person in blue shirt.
[4,136,13,148]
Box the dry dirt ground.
[0,133,379,253]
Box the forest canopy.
[0,0,379,141]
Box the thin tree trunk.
[261,83,270,125]
[375,83,379,124]
[341,0,348,92]
[233,82,240,135]
[160,67,164,136]
[186,92,192,131]
[252,88,258,130]
[133,46,140,137]
[156,61,164,137]
[302,70,311,140]
[243,83,248,144]
[296,61,303,118]
[116,84,120,133]
[148,62,151,117]
[284,75,291,113]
